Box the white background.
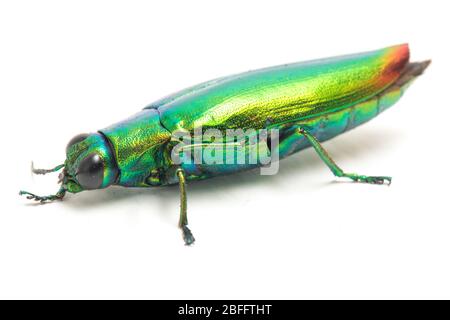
[0,1,448,299]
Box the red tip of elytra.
[389,43,410,64]
[383,44,410,77]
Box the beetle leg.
[176,168,195,245]
[19,187,66,203]
[31,162,65,175]
[296,127,392,185]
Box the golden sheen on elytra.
[21,44,430,245]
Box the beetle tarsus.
[182,225,195,246]
[348,175,392,186]
[19,189,66,203]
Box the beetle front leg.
[296,127,392,185]
[176,168,195,245]
[19,187,66,203]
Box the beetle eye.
[76,153,104,190]
[66,133,90,153]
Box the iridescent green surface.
[20,44,430,245]
[32,44,430,193]
[151,44,410,132]
[100,110,171,187]
[134,44,426,183]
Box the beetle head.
[63,133,119,193]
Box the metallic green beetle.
[20,44,430,245]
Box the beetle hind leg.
[293,127,392,185]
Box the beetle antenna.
[19,187,66,203]
[31,162,65,175]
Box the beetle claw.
[182,225,195,246]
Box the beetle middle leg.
[176,168,195,245]
[283,126,392,185]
